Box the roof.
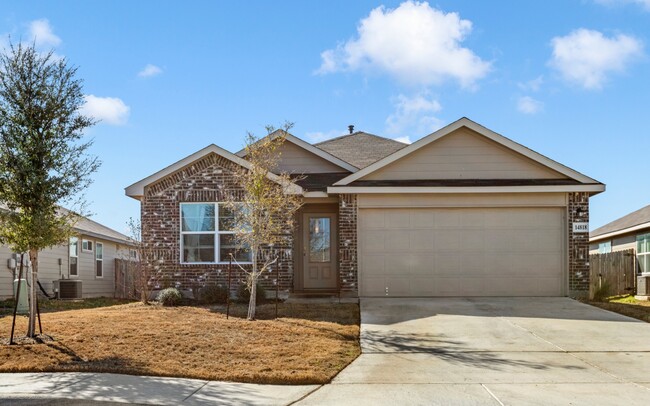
[315,132,408,169]
[590,204,650,241]
[333,117,604,192]
[125,144,303,199]
[235,130,358,173]
[292,173,349,192]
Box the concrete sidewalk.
[0,372,319,405]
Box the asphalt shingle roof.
[590,204,650,239]
[315,132,407,169]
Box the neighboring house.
[1,214,133,299]
[590,204,650,274]
[125,117,604,298]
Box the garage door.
[359,207,565,297]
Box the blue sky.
[2,0,649,233]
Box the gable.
[361,127,568,181]
[273,140,349,174]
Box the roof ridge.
[591,203,650,237]
[314,131,407,146]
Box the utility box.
[13,279,29,314]
[637,275,650,300]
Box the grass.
[0,301,360,384]
[587,295,650,323]
[0,297,135,315]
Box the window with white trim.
[69,237,79,276]
[96,242,103,278]
[180,203,251,263]
[82,239,93,252]
[637,233,650,274]
[598,241,612,254]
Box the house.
[1,213,133,299]
[590,204,650,274]
[125,117,604,298]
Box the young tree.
[227,123,302,320]
[121,218,160,304]
[0,42,99,337]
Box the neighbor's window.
[637,233,650,274]
[69,237,79,276]
[598,241,612,254]
[82,239,93,252]
[96,242,104,278]
[180,203,251,264]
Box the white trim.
[125,144,303,199]
[590,221,650,242]
[334,117,601,186]
[328,184,605,194]
[235,130,359,173]
[304,191,330,198]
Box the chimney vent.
[348,125,354,134]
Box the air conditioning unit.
[53,280,82,299]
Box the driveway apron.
[298,297,650,405]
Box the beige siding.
[273,141,348,174]
[590,233,638,255]
[363,127,566,181]
[1,236,129,299]
[358,193,568,209]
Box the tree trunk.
[247,249,258,320]
[27,249,39,337]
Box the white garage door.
[359,207,565,297]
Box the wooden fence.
[589,249,636,299]
[114,258,137,299]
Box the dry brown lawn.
[587,295,650,323]
[0,302,360,384]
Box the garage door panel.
[359,207,564,297]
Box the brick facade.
[338,194,358,296]
[568,192,590,298]
[141,152,294,298]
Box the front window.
[180,203,251,263]
[598,241,611,254]
[638,233,650,274]
[82,239,93,252]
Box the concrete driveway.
[299,297,650,405]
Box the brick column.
[568,192,590,298]
[338,194,358,297]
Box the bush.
[237,282,266,304]
[157,287,182,307]
[198,284,229,304]
[592,281,611,302]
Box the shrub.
[157,287,182,307]
[592,281,611,302]
[199,284,229,304]
[237,282,266,304]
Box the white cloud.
[593,0,650,11]
[385,92,443,137]
[305,129,345,143]
[80,95,130,126]
[517,76,544,92]
[138,64,163,78]
[549,29,643,90]
[393,136,413,144]
[316,1,490,88]
[28,19,61,48]
[517,96,544,114]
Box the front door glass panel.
[309,217,330,262]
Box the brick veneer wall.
[141,152,294,298]
[568,192,590,298]
[338,194,358,296]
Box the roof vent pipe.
[348,125,354,134]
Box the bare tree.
[226,123,302,320]
[121,218,161,304]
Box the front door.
[303,213,337,289]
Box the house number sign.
[573,222,589,233]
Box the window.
[82,239,93,252]
[69,237,79,276]
[638,233,650,274]
[96,242,103,278]
[598,241,612,254]
[180,203,251,264]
